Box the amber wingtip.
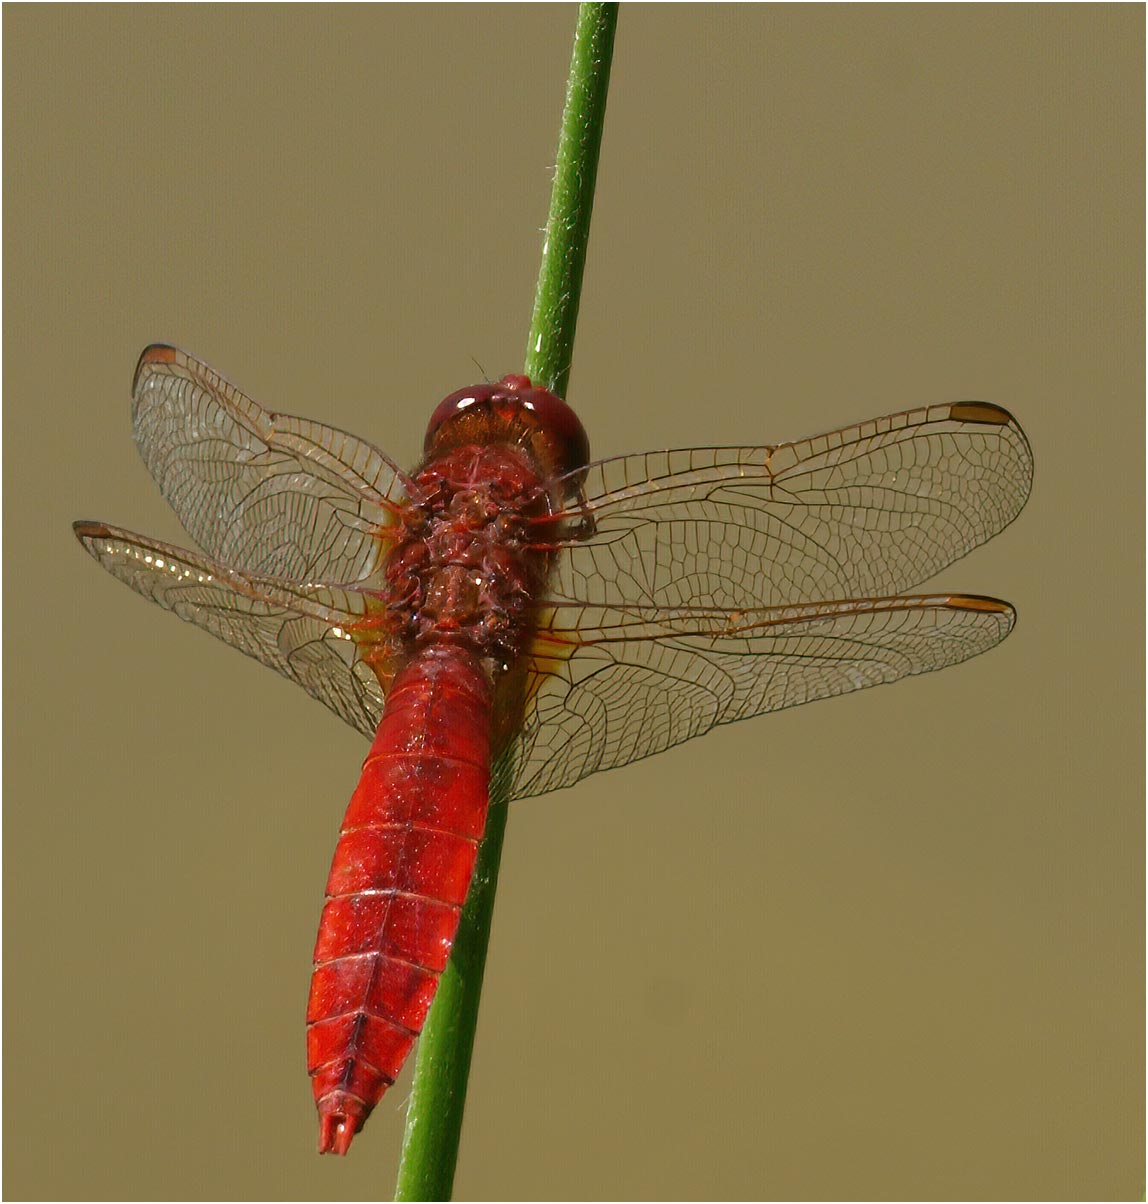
[944,593,1014,615]
[132,343,181,393]
[72,519,106,541]
[948,401,1016,426]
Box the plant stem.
[525,2,619,397]
[393,5,618,1200]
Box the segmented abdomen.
[306,642,492,1155]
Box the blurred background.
[5,5,1142,1199]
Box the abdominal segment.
[307,643,492,1155]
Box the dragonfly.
[75,345,1032,1155]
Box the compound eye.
[424,382,501,446]
[424,375,590,479]
[504,378,591,478]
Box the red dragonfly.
[75,345,1032,1155]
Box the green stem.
[393,6,618,1200]
[525,2,619,397]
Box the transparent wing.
[507,595,1014,800]
[131,344,411,582]
[74,521,386,739]
[547,403,1032,609]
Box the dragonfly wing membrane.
[508,595,1014,800]
[549,403,1032,609]
[131,345,409,582]
[74,521,386,740]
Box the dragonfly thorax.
[385,444,554,670]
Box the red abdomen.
[306,642,492,1155]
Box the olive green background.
[5,5,1142,1200]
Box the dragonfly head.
[425,374,590,487]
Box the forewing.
[131,345,410,582]
[508,595,1014,800]
[74,522,386,739]
[548,403,1032,609]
